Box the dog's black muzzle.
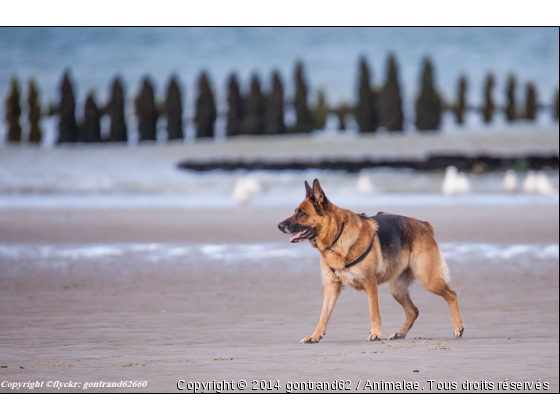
[278,220,316,243]
[277,220,292,233]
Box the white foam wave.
[439,243,560,261]
[56,246,124,259]
[0,242,557,263]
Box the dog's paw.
[300,335,322,344]
[367,333,381,341]
[389,332,406,340]
[454,327,464,338]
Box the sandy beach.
[1,204,558,393]
[2,25,559,407]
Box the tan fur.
[278,179,464,343]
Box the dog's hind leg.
[301,281,341,344]
[389,270,419,340]
[413,248,464,338]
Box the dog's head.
[278,178,333,243]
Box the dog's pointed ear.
[312,178,324,199]
[304,180,314,199]
[312,179,331,210]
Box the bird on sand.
[535,172,557,195]
[522,171,538,194]
[232,176,262,204]
[503,170,518,193]
[357,172,375,195]
[442,166,471,195]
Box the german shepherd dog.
[278,179,464,343]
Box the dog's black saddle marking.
[369,213,411,260]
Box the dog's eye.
[298,209,306,217]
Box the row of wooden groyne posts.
[4,56,560,144]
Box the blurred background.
[0,27,558,207]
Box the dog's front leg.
[300,280,341,344]
[364,279,382,341]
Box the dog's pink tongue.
[290,231,305,243]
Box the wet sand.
[1,205,558,244]
[0,206,558,393]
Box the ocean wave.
[0,242,557,263]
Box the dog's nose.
[278,221,287,232]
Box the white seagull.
[535,172,557,195]
[232,176,262,205]
[442,166,471,195]
[357,172,375,195]
[522,171,538,194]
[503,170,518,193]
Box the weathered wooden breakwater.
[4,56,559,145]
[174,129,559,173]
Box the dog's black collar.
[329,233,376,273]
[329,222,345,248]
